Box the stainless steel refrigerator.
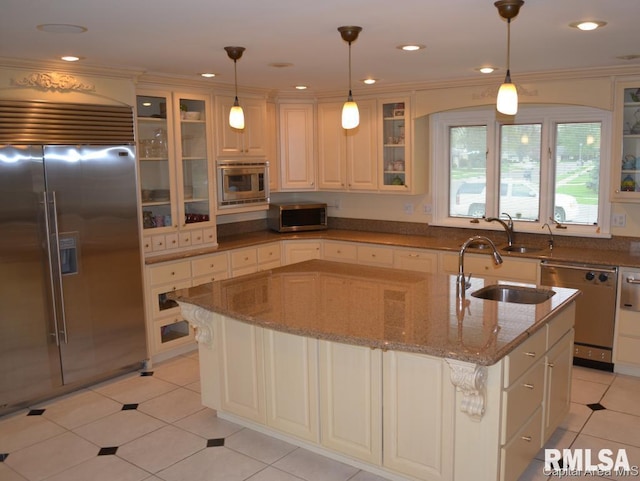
[0,144,146,415]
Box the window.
[433,106,611,237]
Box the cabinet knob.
[523,383,535,389]
[524,351,536,357]
[547,362,555,368]
[520,436,532,442]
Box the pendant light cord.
[347,41,353,101]
[233,59,239,102]
[505,18,512,82]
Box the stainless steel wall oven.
[217,160,269,208]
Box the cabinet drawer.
[616,308,640,337]
[257,243,281,264]
[203,227,216,243]
[192,253,229,278]
[191,229,204,245]
[394,249,438,273]
[148,261,191,285]
[547,303,575,349]
[324,241,358,262]
[231,248,258,270]
[500,407,543,481]
[165,233,179,250]
[357,245,394,266]
[504,327,546,387]
[501,361,544,442]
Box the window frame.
[431,105,612,238]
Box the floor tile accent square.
[27,409,45,416]
[140,371,154,377]
[207,438,225,447]
[587,402,606,411]
[122,403,139,411]
[0,453,8,462]
[98,446,118,456]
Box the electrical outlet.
[333,198,341,209]
[612,213,626,227]
[423,204,432,215]
[404,203,414,215]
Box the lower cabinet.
[319,341,382,465]
[383,350,454,481]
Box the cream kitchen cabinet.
[357,244,394,267]
[323,240,358,264]
[394,247,439,273]
[215,95,267,157]
[191,252,230,286]
[283,240,322,265]
[440,251,538,282]
[319,341,382,465]
[230,242,281,277]
[264,330,319,443]
[383,351,455,481]
[317,100,378,191]
[277,102,316,191]
[612,81,640,201]
[136,90,217,257]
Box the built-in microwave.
[217,160,269,208]
[268,202,328,232]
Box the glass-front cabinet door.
[380,99,411,191]
[613,81,640,202]
[137,93,176,230]
[136,90,216,255]
[174,95,212,226]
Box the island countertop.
[172,259,580,366]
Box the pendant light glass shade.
[342,93,360,130]
[224,46,246,130]
[494,1,524,115]
[229,97,245,130]
[497,71,518,115]
[338,26,362,130]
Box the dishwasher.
[540,260,618,371]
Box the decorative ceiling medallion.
[12,72,95,92]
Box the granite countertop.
[147,228,640,269]
[172,259,580,366]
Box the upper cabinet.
[278,102,316,191]
[215,95,267,157]
[380,99,411,192]
[317,100,378,191]
[612,81,640,202]
[136,90,216,256]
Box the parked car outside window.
[451,178,579,222]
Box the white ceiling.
[1,0,639,95]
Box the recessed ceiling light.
[476,67,497,74]
[200,73,216,78]
[37,24,87,34]
[569,20,607,31]
[294,85,308,90]
[397,44,425,52]
[60,56,82,62]
[269,62,294,68]
[362,78,377,85]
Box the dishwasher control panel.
[620,269,640,311]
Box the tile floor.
[0,352,638,481]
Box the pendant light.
[495,0,524,115]
[224,46,246,130]
[338,26,362,130]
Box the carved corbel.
[446,359,488,420]
[177,302,214,349]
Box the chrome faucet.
[457,235,503,297]
[542,223,554,250]
[485,213,514,247]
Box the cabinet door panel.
[319,341,382,464]
[383,351,454,481]
[219,318,266,423]
[347,99,377,190]
[264,330,319,442]
[544,329,573,442]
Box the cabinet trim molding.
[446,359,487,419]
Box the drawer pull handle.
[524,351,536,357]
[547,362,555,368]
[171,271,175,276]
[521,435,532,442]
[523,383,534,389]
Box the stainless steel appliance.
[268,202,328,232]
[540,260,618,371]
[0,101,146,415]
[217,160,269,208]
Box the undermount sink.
[471,284,555,304]
[501,245,543,254]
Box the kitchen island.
[173,259,579,481]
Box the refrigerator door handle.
[49,191,69,344]
[43,191,62,346]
